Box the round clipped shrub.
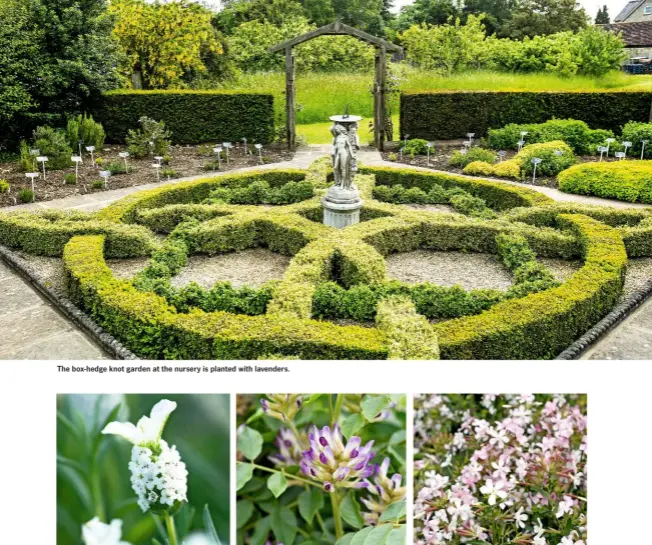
[492,159,521,179]
[515,141,575,176]
[449,147,497,168]
[558,160,652,203]
[463,161,494,176]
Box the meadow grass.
[216,68,652,126]
[296,115,400,144]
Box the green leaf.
[298,487,324,524]
[203,504,222,545]
[336,534,356,545]
[388,394,405,405]
[389,429,406,445]
[361,395,392,421]
[379,501,406,523]
[152,539,164,545]
[340,492,364,530]
[271,505,297,545]
[350,526,374,545]
[236,500,254,529]
[363,524,393,545]
[238,426,263,461]
[341,413,365,439]
[250,515,271,545]
[386,526,406,545]
[236,463,254,491]
[304,394,324,404]
[267,472,288,498]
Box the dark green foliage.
[515,141,575,176]
[94,90,275,145]
[449,193,497,219]
[66,114,106,150]
[18,188,34,203]
[401,138,430,156]
[448,147,497,168]
[620,121,652,158]
[32,126,73,170]
[126,116,171,158]
[107,161,127,175]
[400,91,652,140]
[205,180,314,205]
[64,173,77,185]
[496,233,535,270]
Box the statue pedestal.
[322,185,363,229]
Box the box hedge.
[93,90,275,145]
[401,90,652,140]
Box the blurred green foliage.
[57,394,230,545]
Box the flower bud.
[361,457,406,525]
[261,395,303,422]
[269,428,304,467]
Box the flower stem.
[330,491,344,540]
[332,394,344,427]
[241,461,322,488]
[164,512,179,545]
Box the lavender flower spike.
[300,425,376,491]
[261,394,303,422]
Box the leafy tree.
[395,0,461,32]
[571,25,625,75]
[595,5,610,24]
[462,0,519,35]
[214,0,308,34]
[331,0,387,34]
[502,0,589,39]
[110,0,224,89]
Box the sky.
[390,0,627,19]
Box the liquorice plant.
[236,394,407,545]
[414,394,587,545]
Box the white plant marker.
[466,133,475,146]
[154,156,163,165]
[71,155,82,184]
[462,141,471,153]
[119,151,129,173]
[77,140,84,159]
[148,141,154,156]
[517,139,525,152]
[622,141,632,157]
[99,170,111,189]
[36,156,48,179]
[152,162,162,182]
[85,146,96,163]
[598,146,608,162]
[213,147,223,169]
[641,139,648,160]
[403,134,410,151]
[426,141,434,165]
[531,157,542,183]
[615,151,626,161]
[605,138,615,157]
[553,150,563,157]
[498,150,506,162]
[242,137,249,155]
[223,142,232,165]
[255,143,263,164]
[29,148,40,170]
[25,172,38,200]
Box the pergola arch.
[269,21,403,151]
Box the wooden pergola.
[269,21,403,150]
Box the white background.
[0,359,649,543]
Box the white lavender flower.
[82,517,131,545]
[103,399,188,513]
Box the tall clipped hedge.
[400,90,652,140]
[94,90,275,144]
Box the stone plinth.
[322,185,363,228]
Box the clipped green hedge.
[64,235,387,359]
[435,214,627,359]
[558,161,652,204]
[94,90,275,144]
[401,90,652,140]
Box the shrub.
[19,140,36,172]
[558,160,652,203]
[402,138,430,157]
[0,179,9,193]
[204,180,314,206]
[463,161,494,176]
[107,161,127,175]
[32,126,73,170]
[514,141,575,176]
[449,193,496,219]
[496,233,536,270]
[487,119,613,154]
[126,116,171,158]
[620,121,652,158]
[492,159,521,179]
[66,113,106,150]
[18,189,34,203]
[91,180,105,189]
[161,168,177,178]
[64,173,77,185]
[94,90,275,145]
[400,91,650,141]
[448,147,497,168]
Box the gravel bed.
[15,253,66,296]
[539,258,582,283]
[170,249,291,289]
[106,257,149,280]
[404,203,455,213]
[624,257,652,297]
[386,250,514,291]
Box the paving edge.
[556,277,652,360]
[0,245,137,360]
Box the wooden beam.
[269,21,402,53]
[374,46,387,150]
[285,46,296,150]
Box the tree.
[394,0,461,32]
[503,0,589,39]
[110,0,224,89]
[330,0,388,34]
[595,5,610,24]
[462,0,519,36]
[214,0,308,34]
[0,0,121,149]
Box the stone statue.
[331,123,356,190]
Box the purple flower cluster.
[268,428,303,467]
[301,425,376,491]
[361,457,406,525]
[261,395,303,422]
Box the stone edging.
[556,278,652,360]
[0,245,137,360]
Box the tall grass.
[216,68,652,125]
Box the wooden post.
[285,46,296,149]
[374,46,387,151]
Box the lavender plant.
[414,394,587,545]
[237,394,407,545]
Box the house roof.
[600,21,652,46]
[615,0,646,22]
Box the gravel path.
[539,258,582,283]
[404,204,455,214]
[170,249,291,289]
[386,250,514,291]
[107,257,149,280]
